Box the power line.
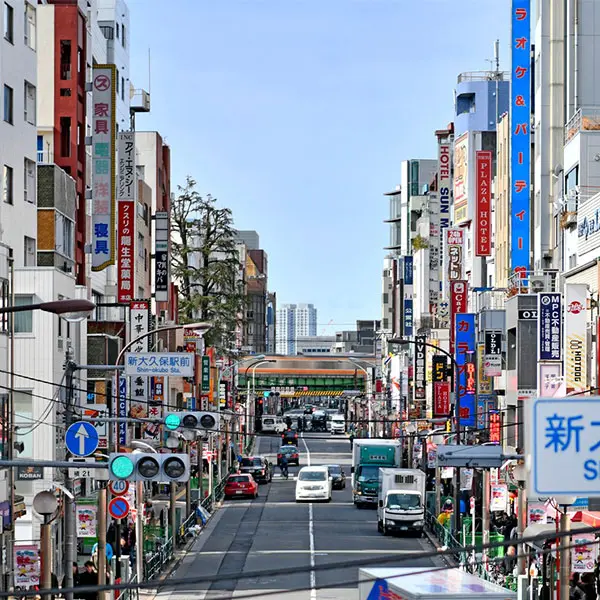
[6,525,598,598]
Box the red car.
[224,474,259,499]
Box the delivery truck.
[352,439,402,507]
[358,567,517,600]
[377,468,426,536]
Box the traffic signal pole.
[63,354,76,600]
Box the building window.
[121,23,125,48]
[60,88,71,97]
[138,233,144,258]
[24,236,35,266]
[121,76,124,101]
[4,3,13,43]
[24,2,35,50]
[14,295,33,333]
[60,40,71,80]
[3,84,12,124]
[136,165,145,181]
[24,81,35,125]
[115,22,119,38]
[24,158,35,204]
[60,116,71,157]
[0,279,8,333]
[3,165,12,204]
[116,68,119,93]
[55,212,74,258]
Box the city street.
[153,432,445,600]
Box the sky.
[127,0,510,335]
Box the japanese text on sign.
[538,293,562,361]
[414,337,426,400]
[125,353,195,377]
[455,312,476,427]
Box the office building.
[276,303,317,355]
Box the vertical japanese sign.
[450,280,468,353]
[414,336,426,400]
[564,283,587,393]
[510,0,531,275]
[478,343,492,394]
[446,228,464,281]
[484,330,503,376]
[453,133,469,224]
[201,356,211,391]
[432,355,447,384]
[538,293,562,361]
[437,142,452,329]
[92,65,116,271]
[489,412,502,444]
[129,301,149,420]
[155,211,169,302]
[475,150,492,256]
[118,375,127,446]
[433,381,451,417]
[117,132,136,302]
[403,256,414,337]
[455,312,476,427]
[428,193,441,317]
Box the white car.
[330,414,345,434]
[295,466,332,502]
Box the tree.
[171,177,246,351]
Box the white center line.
[301,433,317,600]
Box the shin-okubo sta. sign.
[125,353,195,377]
[117,132,136,301]
[510,0,531,275]
[564,283,587,393]
[91,65,116,271]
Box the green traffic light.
[165,413,181,430]
[111,455,134,479]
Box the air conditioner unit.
[530,279,545,293]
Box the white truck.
[330,414,345,434]
[261,415,286,434]
[358,567,517,600]
[377,468,426,536]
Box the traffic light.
[164,411,219,433]
[108,453,190,482]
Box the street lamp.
[348,357,375,437]
[242,359,276,450]
[33,490,59,600]
[0,297,96,320]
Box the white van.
[261,415,286,434]
[295,466,332,502]
[330,414,345,434]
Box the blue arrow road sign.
[108,497,130,520]
[65,421,99,457]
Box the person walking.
[279,453,289,479]
[349,430,355,450]
[76,560,99,600]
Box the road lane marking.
[189,549,421,555]
[301,433,317,600]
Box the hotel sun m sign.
[510,0,531,276]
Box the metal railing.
[144,536,174,580]
[115,573,140,600]
[425,510,465,565]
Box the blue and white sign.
[403,299,414,337]
[510,0,531,275]
[527,397,600,496]
[403,256,413,286]
[65,421,99,457]
[455,313,476,428]
[538,293,562,361]
[118,375,127,446]
[124,352,195,377]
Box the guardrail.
[144,536,174,580]
[115,573,140,600]
[425,510,465,565]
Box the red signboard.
[475,150,492,256]
[465,361,476,394]
[434,381,451,417]
[450,280,468,353]
[117,200,135,302]
[489,412,502,444]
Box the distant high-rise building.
[235,230,260,250]
[276,303,317,354]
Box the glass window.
[3,84,12,124]
[121,23,125,48]
[60,40,71,80]
[3,165,13,204]
[24,2,35,50]
[4,3,13,43]
[24,81,35,125]
[24,236,35,266]
[298,470,326,481]
[14,295,33,333]
[24,158,35,204]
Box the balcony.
[37,150,54,164]
[457,71,509,84]
[565,107,600,144]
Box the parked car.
[224,474,259,499]
[239,456,273,483]
[277,445,300,466]
[282,429,299,445]
[327,464,346,489]
[295,466,332,502]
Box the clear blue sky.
[127,0,509,334]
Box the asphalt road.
[155,432,445,600]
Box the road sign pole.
[63,357,76,600]
[97,486,107,600]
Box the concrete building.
[296,335,335,355]
[494,112,510,289]
[235,230,259,250]
[245,249,268,353]
[276,303,317,355]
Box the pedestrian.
[63,561,80,589]
[279,453,289,479]
[76,560,99,600]
[349,431,355,450]
[580,573,597,600]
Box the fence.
[115,573,140,600]
[143,536,174,581]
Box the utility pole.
[63,348,76,600]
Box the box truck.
[377,468,426,536]
[352,439,402,507]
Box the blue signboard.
[510,0,531,274]
[455,313,476,427]
[118,376,127,446]
[404,298,414,337]
[65,421,99,457]
[403,256,413,286]
[538,293,562,361]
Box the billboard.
[117,132,136,302]
[453,132,468,224]
[510,0,531,274]
[403,255,414,337]
[434,381,451,417]
[478,343,492,394]
[414,336,426,400]
[538,293,562,361]
[428,192,441,316]
[564,283,587,393]
[577,195,600,258]
[155,211,170,302]
[455,312,476,427]
[91,65,116,271]
[450,280,468,353]
[438,143,451,230]
[475,150,492,256]
[446,228,464,281]
[484,330,503,377]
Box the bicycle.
[280,464,289,480]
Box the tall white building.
[276,303,317,355]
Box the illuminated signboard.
[455,312,476,427]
